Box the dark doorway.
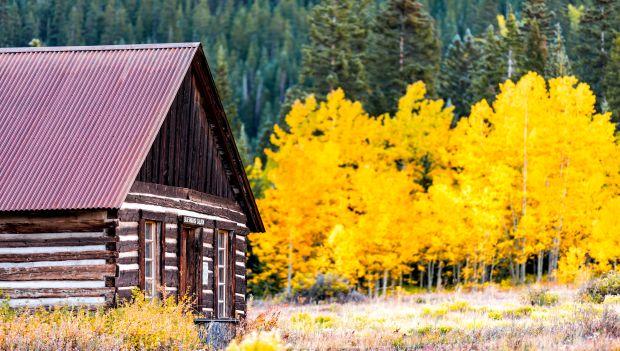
[179,227,203,307]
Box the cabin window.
[144,221,161,299]
[217,230,230,318]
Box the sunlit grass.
[245,286,620,350]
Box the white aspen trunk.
[507,49,514,79]
[382,269,388,297]
[537,251,544,283]
[427,261,434,291]
[436,261,443,290]
[520,100,529,285]
[286,239,292,298]
[536,250,545,283]
[509,259,517,284]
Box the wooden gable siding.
[136,69,235,200]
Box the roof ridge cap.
[0,42,201,54]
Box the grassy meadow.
[241,286,620,350]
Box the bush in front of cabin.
[106,290,201,350]
[0,290,202,351]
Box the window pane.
[145,223,152,241]
[218,284,224,297]
[145,261,152,277]
[145,242,152,256]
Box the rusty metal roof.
[0,43,200,211]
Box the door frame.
[178,220,204,308]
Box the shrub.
[243,307,281,334]
[314,315,335,329]
[106,290,201,350]
[502,306,533,319]
[523,288,559,306]
[291,273,351,303]
[604,295,620,305]
[447,300,471,312]
[421,306,448,318]
[0,290,202,351]
[579,271,620,303]
[226,331,285,351]
[487,310,503,320]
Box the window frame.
[138,212,166,300]
[216,229,229,318]
[143,220,160,299]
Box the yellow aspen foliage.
[250,72,619,294]
[451,73,618,283]
[250,84,453,292]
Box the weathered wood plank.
[118,241,139,253]
[0,265,116,281]
[0,236,117,248]
[0,251,116,263]
[2,288,114,299]
[124,193,245,224]
[116,271,139,287]
[0,219,113,234]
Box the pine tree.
[522,20,548,76]
[575,0,619,109]
[100,0,116,44]
[84,0,102,45]
[300,0,370,101]
[521,0,554,39]
[366,0,441,115]
[438,31,479,122]
[48,0,69,45]
[472,0,500,34]
[0,1,21,46]
[503,8,525,80]
[546,23,571,78]
[472,25,506,104]
[604,37,620,126]
[192,0,212,42]
[66,0,85,45]
[214,45,240,137]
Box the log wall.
[116,185,248,319]
[0,210,117,308]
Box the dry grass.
[0,291,202,351]
[245,286,620,350]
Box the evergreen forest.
[1,0,618,161]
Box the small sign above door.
[181,216,206,227]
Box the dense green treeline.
[0,0,618,161]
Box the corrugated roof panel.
[0,43,199,211]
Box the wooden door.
[179,227,202,307]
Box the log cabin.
[0,43,264,339]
